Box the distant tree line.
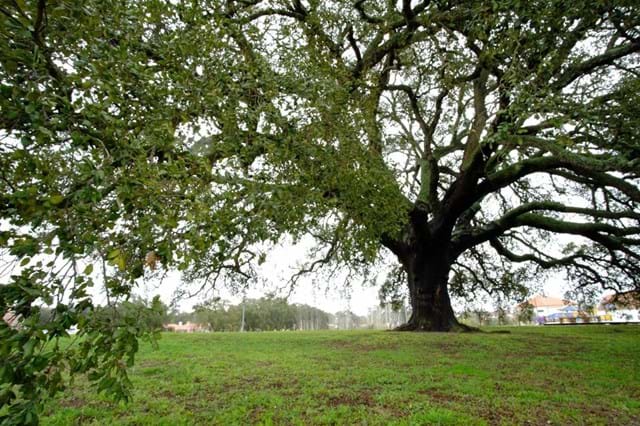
[32,296,393,333]
[176,299,414,331]
[168,296,332,332]
[366,304,409,329]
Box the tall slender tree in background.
[1,0,639,421]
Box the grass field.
[42,325,639,425]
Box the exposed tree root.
[393,320,480,333]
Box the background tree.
[293,304,331,330]
[184,298,332,331]
[332,310,367,330]
[495,305,509,326]
[180,0,638,332]
[193,298,235,331]
[516,302,535,325]
[242,296,296,331]
[1,0,640,421]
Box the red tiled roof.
[527,295,572,308]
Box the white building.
[527,295,573,318]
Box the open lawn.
[42,325,639,425]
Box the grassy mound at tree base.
[43,326,639,425]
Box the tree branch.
[489,238,583,269]
[552,41,640,90]
[353,0,384,24]
[454,204,640,253]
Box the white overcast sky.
[130,241,572,316]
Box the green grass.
[42,325,640,425]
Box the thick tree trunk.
[395,247,473,332]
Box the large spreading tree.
[1,0,639,421]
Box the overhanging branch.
[454,205,640,254]
[489,238,583,269]
[552,41,640,90]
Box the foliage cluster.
[0,296,166,424]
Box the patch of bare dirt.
[326,390,375,407]
[59,396,86,408]
[267,378,298,390]
[416,388,465,404]
[566,402,638,425]
[249,406,265,422]
[154,389,176,399]
[473,403,517,426]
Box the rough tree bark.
[394,243,472,332]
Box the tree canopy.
[1,0,639,422]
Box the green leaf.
[23,339,36,358]
[107,248,121,261]
[49,194,65,205]
[106,248,126,271]
[83,264,94,275]
[116,256,126,271]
